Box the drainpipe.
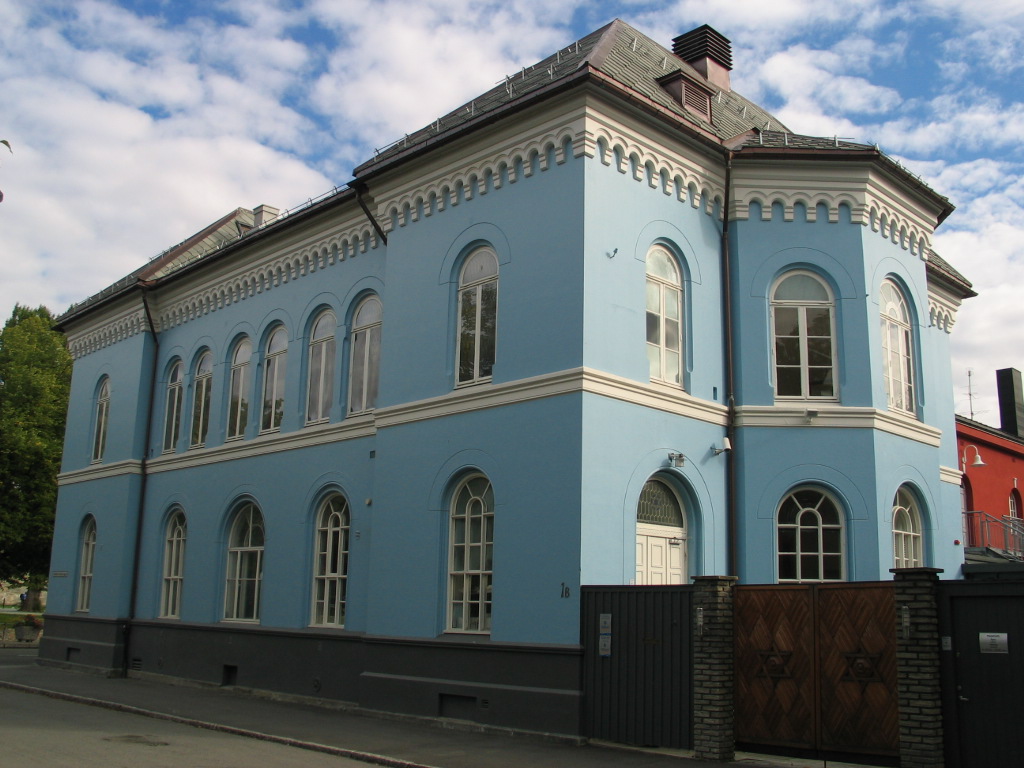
[720,152,738,578]
[122,283,159,675]
[353,182,388,245]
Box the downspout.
[721,152,738,578]
[353,182,388,245]
[122,282,159,675]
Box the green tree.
[0,305,71,609]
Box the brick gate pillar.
[692,575,738,761]
[891,567,945,768]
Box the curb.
[0,679,442,768]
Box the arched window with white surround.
[448,474,494,633]
[92,378,110,462]
[311,494,350,627]
[777,488,845,582]
[892,485,924,569]
[646,245,683,386]
[771,271,837,399]
[190,352,212,447]
[261,327,287,432]
[224,502,264,622]
[635,478,687,585]
[880,279,915,413]
[349,296,382,413]
[77,516,97,612]
[163,361,183,452]
[161,508,187,618]
[227,338,251,440]
[306,312,336,423]
[456,248,498,386]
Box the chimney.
[997,368,1024,438]
[672,25,732,92]
[253,204,279,228]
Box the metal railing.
[963,510,1024,559]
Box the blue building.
[42,21,973,734]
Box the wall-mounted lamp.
[961,445,986,471]
[668,452,686,468]
[712,437,733,456]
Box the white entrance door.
[635,522,686,585]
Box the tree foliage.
[0,305,71,586]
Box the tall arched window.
[227,338,252,439]
[448,474,494,632]
[771,271,836,399]
[77,517,97,612]
[892,485,923,569]
[190,352,213,447]
[224,503,264,621]
[636,478,687,585]
[261,327,287,432]
[1009,490,1022,519]
[311,494,350,627]
[162,361,183,453]
[349,296,381,413]
[646,245,683,386]
[161,509,187,618]
[880,279,915,413]
[777,488,845,582]
[92,378,110,462]
[306,312,336,424]
[456,248,498,386]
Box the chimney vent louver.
[672,25,732,91]
[997,368,1024,439]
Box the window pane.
[774,307,800,337]
[479,282,497,378]
[458,288,477,382]
[775,337,800,365]
[806,307,831,336]
[776,367,802,397]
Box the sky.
[1,0,1022,425]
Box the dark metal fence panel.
[580,586,693,748]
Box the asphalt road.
[0,685,375,768]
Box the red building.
[957,368,1024,564]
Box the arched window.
[646,246,683,386]
[311,494,350,626]
[448,474,494,632]
[161,509,187,618]
[636,478,687,584]
[349,296,382,413]
[227,338,252,439]
[777,488,845,582]
[190,352,213,447]
[224,503,264,621]
[162,361,183,453]
[456,248,498,386]
[92,378,110,462]
[261,327,287,432]
[306,312,336,423]
[77,517,97,612]
[880,279,915,413]
[892,485,923,569]
[771,271,836,399]
[1009,490,1022,519]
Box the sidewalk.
[0,649,859,768]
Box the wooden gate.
[735,583,899,760]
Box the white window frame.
[227,338,252,440]
[456,248,498,387]
[311,494,350,627]
[880,279,915,414]
[224,503,264,622]
[448,474,494,633]
[777,488,845,583]
[77,517,96,612]
[349,297,382,414]
[261,327,287,433]
[91,378,110,463]
[161,509,187,618]
[190,352,213,448]
[162,361,183,453]
[306,312,336,424]
[635,478,688,585]
[770,271,838,400]
[646,245,684,386]
[892,486,923,569]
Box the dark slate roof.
[927,249,976,299]
[355,19,790,175]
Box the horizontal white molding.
[734,404,942,446]
[940,465,963,485]
[59,459,142,485]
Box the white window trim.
[880,279,916,415]
[92,379,110,463]
[892,486,923,569]
[645,245,684,387]
[310,494,350,627]
[770,271,839,401]
[162,362,183,453]
[161,509,187,618]
[190,352,213,448]
[260,328,287,434]
[77,517,97,612]
[777,488,846,583]
[455,248,498,387]
[306,312,336,425]
[224,503,264,622]
[447,474,494,633]
[227,339,252,440]
[349,297,382,414]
